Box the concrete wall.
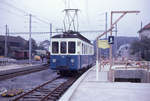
[109,69,150,83]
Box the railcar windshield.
[52,42,59,54]
[68,41,76,53]
[61,41,67,54]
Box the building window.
[52,42,59,53]
[61,41,66,54]
[68,41,76,53]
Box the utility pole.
[109,12,113,68]
[141,21,143,30]
[115,24,118,58]
[5,24,8,57]
[105,12,108,39]
[49,23,52,50]
[29,14,32,64]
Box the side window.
[77,41,81,46]
[68,41,76,53]
[61,41,67,54]
[82,43,84,54]
[77,41,81,54]
[52,42,59,54]
[83,44,86,54]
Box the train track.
[13,76,78,101]
[0,64,49,81]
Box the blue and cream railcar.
[50,31,94,74]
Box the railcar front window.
[52,42,59,54]
[68,42,76,53]
[61,42,66,54]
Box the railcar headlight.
[52,59,56,63]
[71,59,74,63]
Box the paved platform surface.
[0,64,34,71]
[0,63,47,76]
[59,65,150,101]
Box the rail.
[13,76,77,101]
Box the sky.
[0,0,150,42]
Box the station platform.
[0,63,48,76]
[59,65,150,101]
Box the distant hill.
[93,36,139,58]
[113,36,138,50]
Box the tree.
[24,38,38,50]
[130,37,150,61]
[0,43,4,56]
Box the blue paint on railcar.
[50,55,94,71]
[50,55,79,71]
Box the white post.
[96,60,99,81]
[96,39,99,81]
[29,14,32,64]
[5,24,8,57]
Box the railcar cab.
[50,31,94,55]
[50,31,94,74]
[51,40,76,55]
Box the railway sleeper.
[22,96,43,100]
[52,92,61,95]
[49,85,57,89]
[56,88,64,91]
[22,94,46,99]
[21,99,39,101]
[51,94,61,99]
[47,96,58,100]
[36,91,51,94]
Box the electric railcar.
[50,31,95,75]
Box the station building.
[139,22,150,39]
[0,35,28,59]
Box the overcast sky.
[0,0,150,42]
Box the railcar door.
[59,41,68,67]
[67,41,76,70]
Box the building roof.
[52,31,92,44]
[139,23,150,33]
[0,35,26,43]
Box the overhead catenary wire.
[0,0,50,26]
[33,16,50,25]
[10,0,52,24]
[0,6,25,18]
[0,1,28,15]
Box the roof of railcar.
[52,31,92,44]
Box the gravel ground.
[0,69,58,101]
